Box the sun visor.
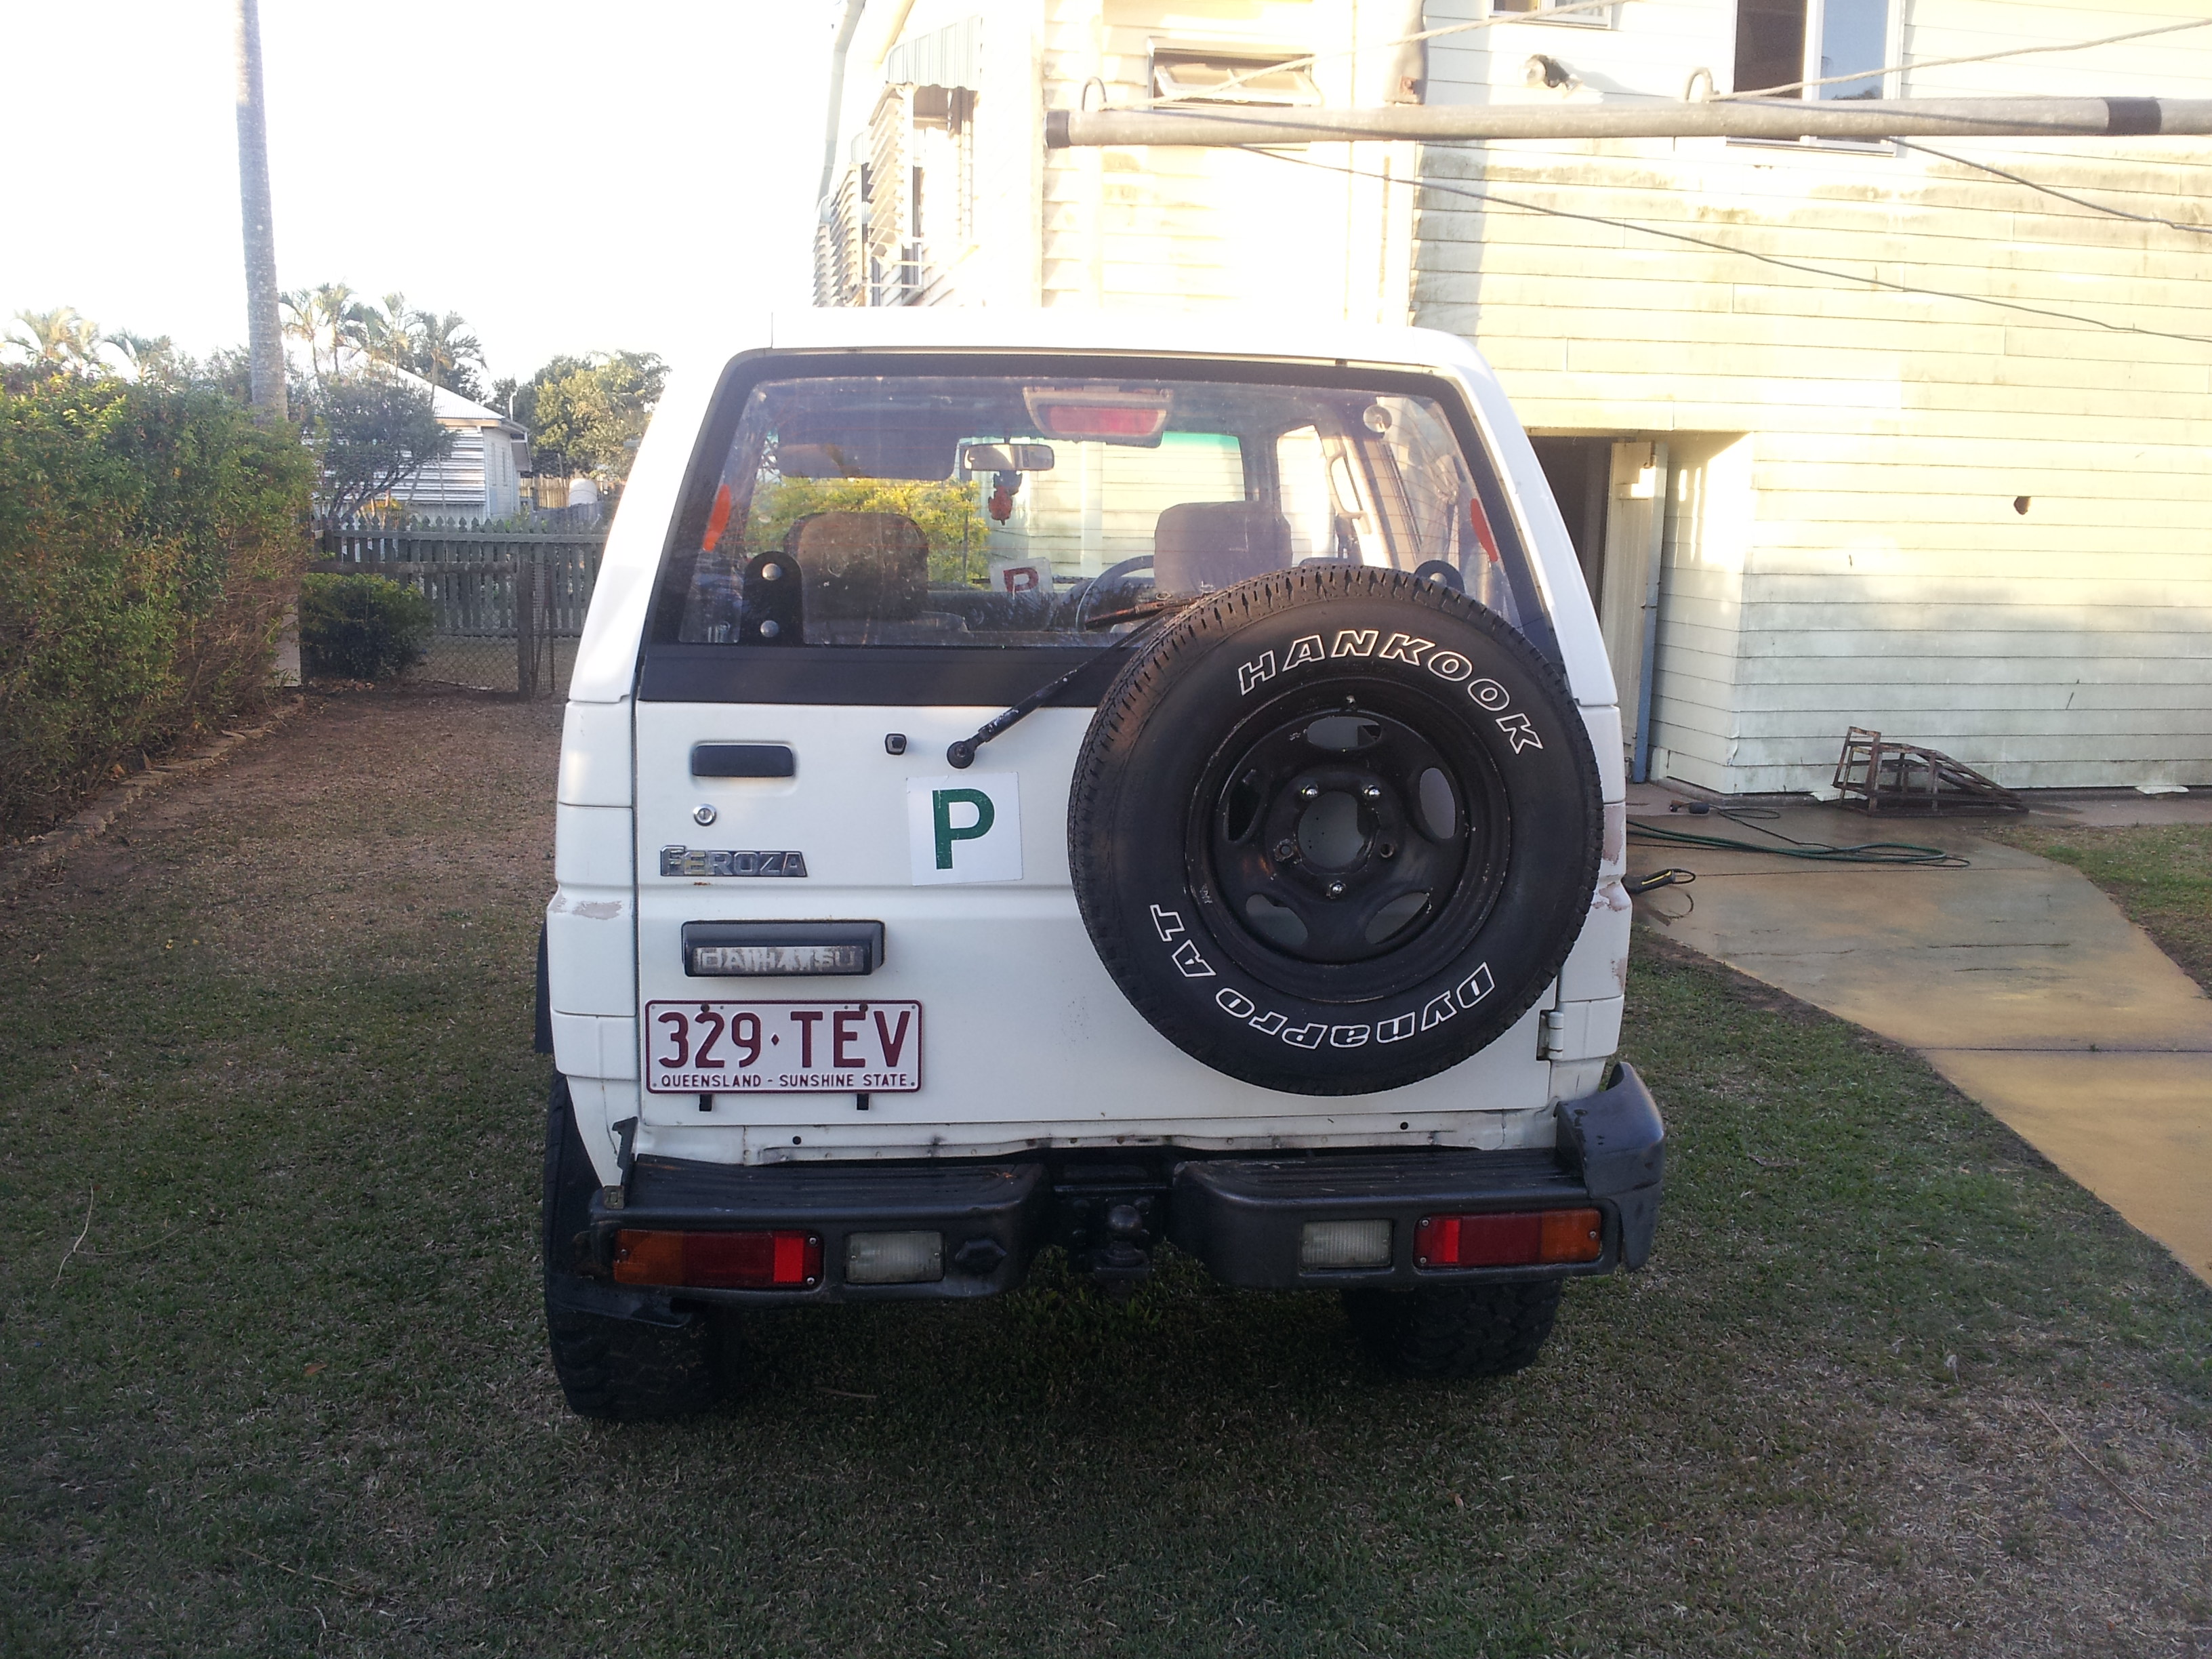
[773,421,964,480]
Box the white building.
[819,0,2212,794]
[390,378,530,523]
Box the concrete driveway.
[1628,792,2212,1286]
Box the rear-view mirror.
[962,443,1054,474]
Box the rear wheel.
[1343,1279,1563,1378]
[542,1074,725,1420]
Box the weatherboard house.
[384,376,531,523]
[818,0,2212,796]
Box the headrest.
[1153,501,1292,595]
[783,512,928,620]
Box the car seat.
[1153,501,1292,595]
[781,511,928,621]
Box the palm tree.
[411,310,485,396]
[106,329,183,384]
[359,292,418,374]
[6,306,104,371]
[280,282,367,381]
[233,0,285,423]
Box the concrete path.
[1626,791,2212,1286]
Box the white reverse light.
[845,1231,945,1285]
[1299,1219,1393,1270]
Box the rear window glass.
[657,369,1536,649]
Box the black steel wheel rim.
[1185,681,1513,1005]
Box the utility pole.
[234,0,286,426]
[1047,96,2212,149]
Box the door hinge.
[1538,1008,1568,1059]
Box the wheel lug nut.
[1273,839,1298,861]
[1378,842,1396,859]
[1361,784,1382,800]
[1298,783,1320,800]
[1325,879,1347,899]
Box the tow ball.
[1088,1204,1152,1300]
[1058,1185,1164,1300]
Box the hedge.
[298,572,434,681]
[0,374,315,841]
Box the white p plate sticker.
[907,773,1023,884]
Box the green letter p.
[932,787,995,869]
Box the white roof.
[428,380,522,431]
[382,367,521,432]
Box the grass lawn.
[3,694,2209,1658]
[1984,821,2212,994]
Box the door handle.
[691,743,796,778]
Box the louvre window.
[1151,51,1322,107]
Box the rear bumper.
[1171,1063,1664,1288]
[548,1063,1663,1317]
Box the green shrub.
[298,573,434,680]
[0,373,314,840]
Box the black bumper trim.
[1170,1063,1664,1288]
[581,1156,1049,1303]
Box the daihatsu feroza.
[537,311,1663,1418]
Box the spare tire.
[1068,566,1601,1096]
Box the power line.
[1898,138,2212,238]
[1241,146,2212,348]
[1143,9,2212,114]
[1719,15,2212,100]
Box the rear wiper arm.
[946,606,1184,770]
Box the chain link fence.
[314,527,607,697]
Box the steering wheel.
[1074,555,1155,628]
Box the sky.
[0,0,836,384]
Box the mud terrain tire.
[1068,566,1601,1095]
[542,1076,724,1421]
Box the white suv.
[537,311,1662,1418]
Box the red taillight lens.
[1037,403,1168,440]
[612,1229,822,1288]
[1415,1208,1603,1269]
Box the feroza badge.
[907,773,1023,884]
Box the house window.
[1151,50,1322,106]
[1735,0,1888,100]
[1487,1,1612,26]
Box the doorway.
[1527,436,1668,779]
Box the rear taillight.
[1414,1208,1603,1269]
[613,1229,822,1289]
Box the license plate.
[644,1000,922,1094]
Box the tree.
[350,293,487,402]
[516,352,668,486]
[280,283,367,381]
[302,372,455,531]
[233,0,286,425]
[410,310,485,402]
[359,292,417,375]
[6,306,104,373]
[105,331,188,387]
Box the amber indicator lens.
[613,1229,823,1288]
[1414,1208,1603,1269]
